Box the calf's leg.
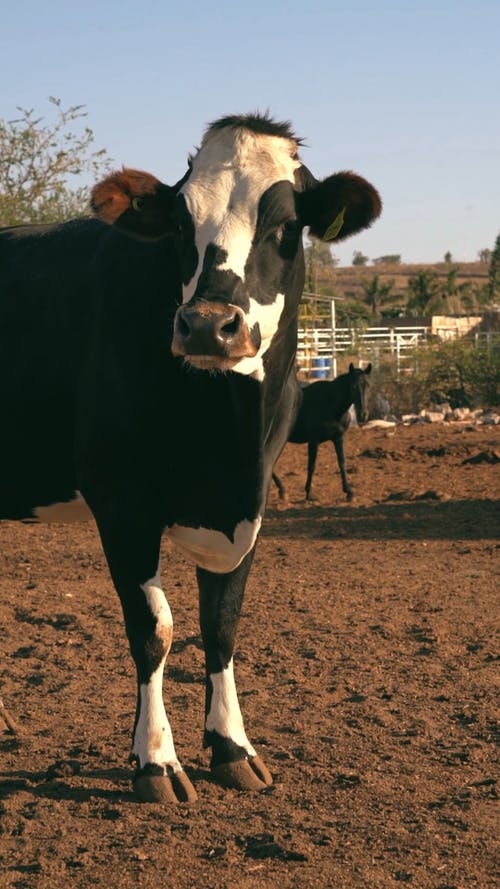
[197,548,272,791]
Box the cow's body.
[1,114,381,802]
[0,219,101,520]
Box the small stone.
[45,759,81,779]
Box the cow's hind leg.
[197,550,272,791]
[93,509,197,804]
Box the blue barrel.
[310,356,330,379]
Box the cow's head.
[92,114,381,379]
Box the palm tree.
[488,233,500,301]
[361,274,394,316]
[407,271,441,316]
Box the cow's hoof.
[133,768,197,804]
[212,755,273,791]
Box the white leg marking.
[142,570,173,642]
[132,570,181,771]
[33,491,92,522]
[167,517,261,573]
[133,667,181,771]
[206,659,256,757]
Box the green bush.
[0,98,110,226]
[361,339,500,417]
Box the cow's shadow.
[0,763,210,804]
[263,498,499,541]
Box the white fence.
[297,325,429,379]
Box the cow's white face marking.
[132,570,181,771]
[31,492,92,523]
[179,128,300,380]
[166,517,261,573]
[206,659,256,757]
[231,293,285,381]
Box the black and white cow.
[0,113,381,803]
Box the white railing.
[296,325,429,379]
[474,330,500,349]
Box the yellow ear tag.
[131,197,143,212]
[323,207,345,241]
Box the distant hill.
[329,261,489,304]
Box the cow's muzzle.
[172,301,259,368]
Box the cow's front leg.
[197,550,272,791]
[93,509,197,804]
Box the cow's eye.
[264,221,298,246]
[281,221,299,242]
[274,222,297,243]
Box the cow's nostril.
[178,315,190,338]
[172,302,255,360]
[220,314,241,337]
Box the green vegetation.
[478,248,491,263]
[304,239,339,293]
[304,229,500,320]
[488,233,500,302]
[0,98,110,226]
[373,254,401,265]
[357,339,500,416]
[309,253,498,320]
[352,250,369,266]
[361,274,394,316]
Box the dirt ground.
[0,421,498,889]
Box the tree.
[444,251,453,263]
[406,270,441,315]
[372,254,401,265]
[440,266,460,312]
[488,233,500,302]
[0,97,110,226]
[478,248,491,264]
[336,299,370,326]
[304,238,338,292]
[352,250,369,266]
[361,274,394,316]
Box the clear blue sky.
[1,0,499,265]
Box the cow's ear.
[91,168,177,240]
[296,171,381,242]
